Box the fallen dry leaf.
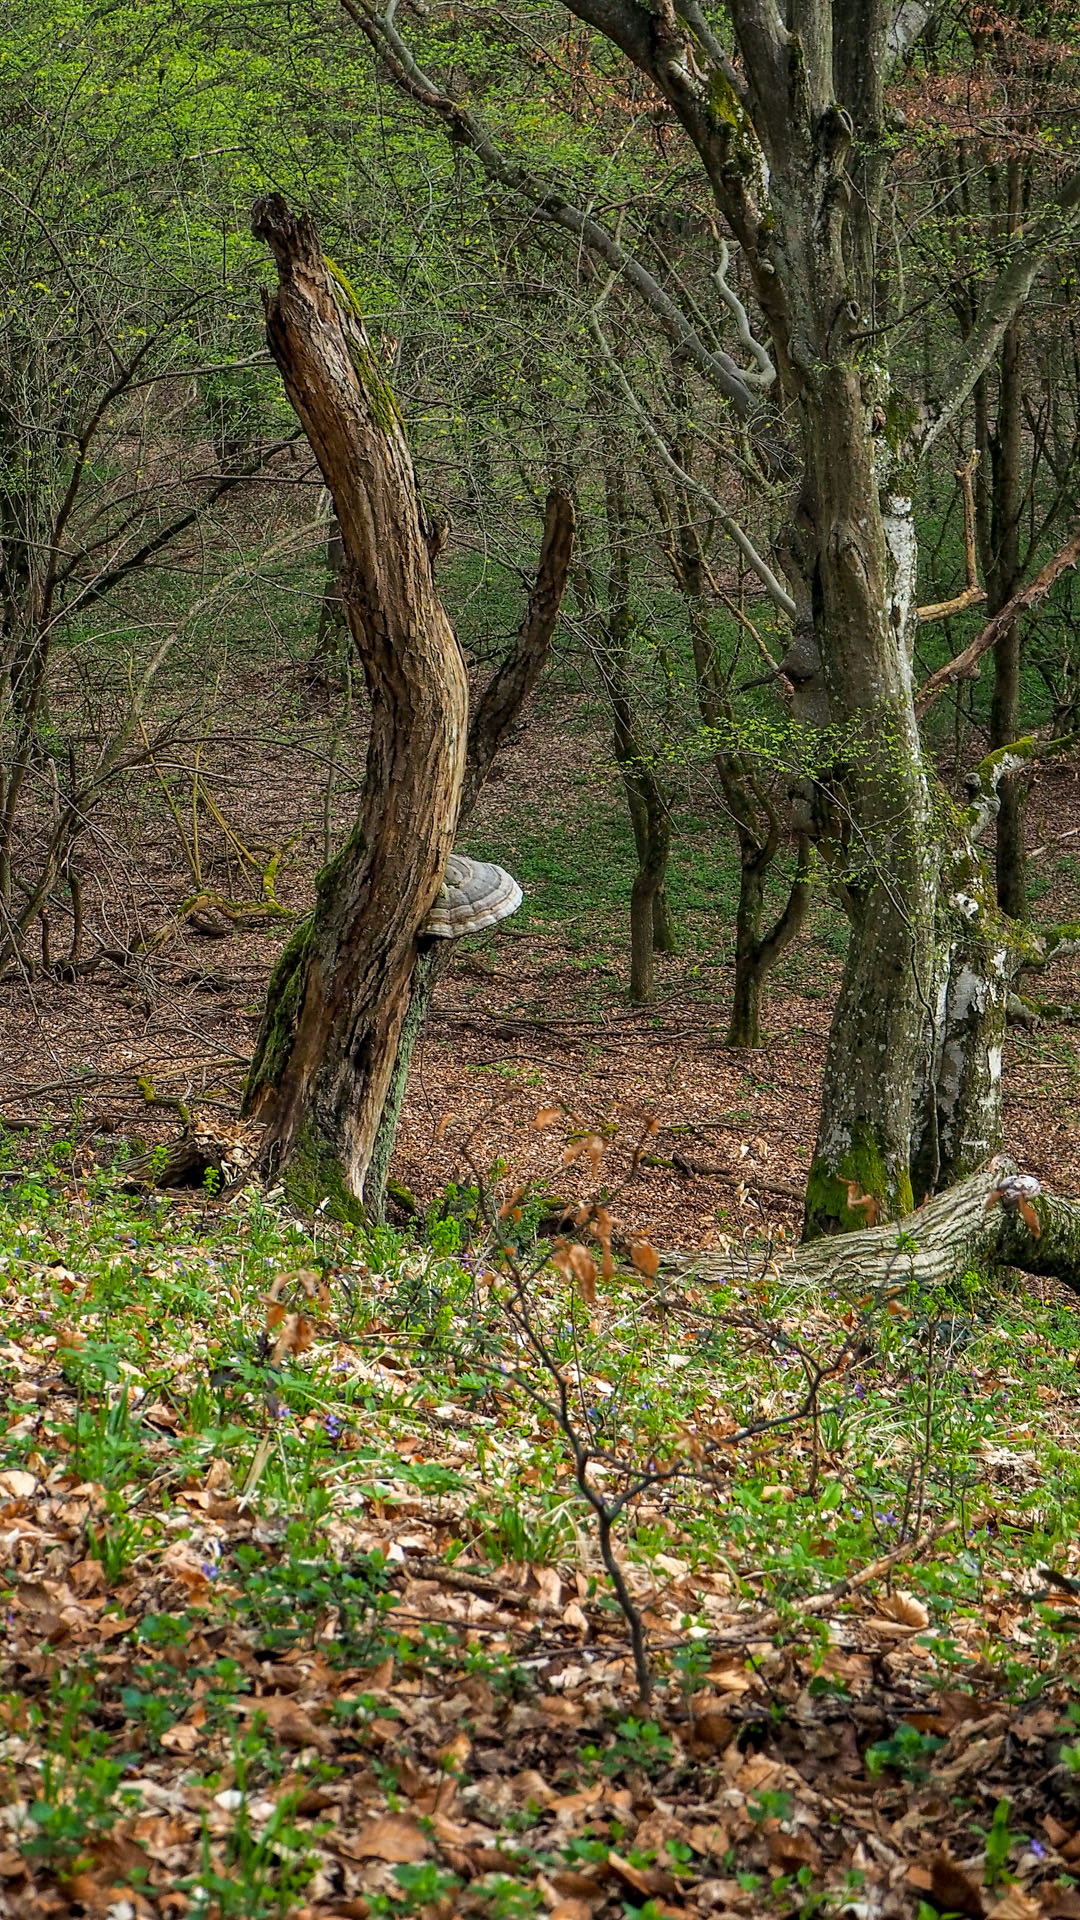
[908,1855,985,1917]
[877,1589,931,1630]
[346,1814,430,1864]
[240,1694,332,1754]
[0,1470,37,1500]
[607,1849,677,1900]
[987,1891,1042,1920]
[630,1240,660,1278]
[159,1721,203,1755]
[767,1825,822,1874]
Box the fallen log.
[675,1156,1080,1294]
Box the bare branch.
[342,0,760,414]
[923,172,1080,455]
[916,526,1080,719]
[588,312,796,618]
[712,240,775,388]
[915,451,985,626]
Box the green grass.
[3,1140,1080,1908]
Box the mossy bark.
[805,1124,915,1241]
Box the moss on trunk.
[278,1116,368,1225]
[805,1124,915,1239]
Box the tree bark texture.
[365,486,576,1218]
[683,1156,1080,1297]
[243,196,469,1212]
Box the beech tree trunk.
[242,196,469,1213]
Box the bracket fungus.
[423,853,523,938]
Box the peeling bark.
[365,487,576,1218]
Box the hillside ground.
[2,559,1080,1916]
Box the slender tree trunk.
[599,460,674,1005]
[988,311,1027,917]
[728,835,813,1048]
[728,858,768,1050]
[242,197,469,1214]
[620,743,673,1002]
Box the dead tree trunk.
[682,1157,1080,1296]
[365,486,576,1216]
[242,196,469,1213]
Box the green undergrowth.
[3,1143,1080,1909]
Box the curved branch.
[713,240,775,388]
[916,527,1080,719]
[588,312,796,618]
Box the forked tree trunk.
[728,834,812,1048]
[242,196,469,1213]
[365,487,576,1217]
[684,1156,1080,1296]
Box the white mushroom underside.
[424,853,523,937]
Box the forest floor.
[2,670,1080,1917]
[3,667,1080,1250]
